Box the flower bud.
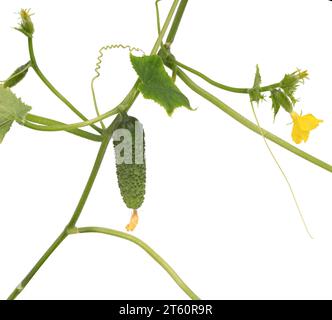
[16,9,34,37]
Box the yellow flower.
[126,209,139,232]
[291,111,322,144]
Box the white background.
[1,0,332,300]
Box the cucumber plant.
[1,1,329,300]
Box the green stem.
[91,79,106,130]
[7,117,121,300]
[21,82,141,132]
[23,108,120,132]
[69,226,200,300]
[165,0,189,45]
[175,60,280,94]
[7,122,117,300]
[66,118,121,228]
[28,37,102,134]
[66,136,109,228]
[249,101,313,239]
[155,0,162,35]
[177,69,332,173]
[7,230,68,300]
[26,114,102,142]
[150,0,180,54]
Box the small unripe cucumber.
[113,113,146,209]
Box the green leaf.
[3,61,31,88]
[0,86,31,143]
[249,65,264,103]
[270,89,293,116]
[0,119,13,144]
[130,54,191,116]
[270,90,281,119]
[279,70,308,105]
[253,64,262,89]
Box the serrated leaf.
[270,90,281,119]
[253,64,262,89]
[279,70,308,106]
[272,89,293,113]
[130,54,191,116]
[0,85,31,143]
[3,61,31,88]
[249,65,264,103]
[0,119,13,144]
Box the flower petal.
[291,123,308,144]
[302,130,310,142]
[292,124,303,144]
[298,114,322,131]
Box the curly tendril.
[90,44,145,129]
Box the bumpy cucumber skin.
[113,115,146,209]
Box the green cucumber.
[113,113,146,210]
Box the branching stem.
[28,38,102,134]
[176,69,332,173]
[68,226,200,300]
[7,0,196,301]
[25,114,102,142]
[176,60,280,94]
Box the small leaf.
[0,86,31,143]
[249,65,264,103]
[253,64,262,88]
[3,61,31,88]
[130,54,191,116]
[270,89,293,114]
[280,69,308,106]
[270,90,281,119]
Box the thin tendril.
[155,0,162,35]
[249,101,314,239]
[90,44,145,129]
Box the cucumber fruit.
[113,113,146,210]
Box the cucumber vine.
[1,0,330,300]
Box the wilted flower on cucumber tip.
[126,209,139,232]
